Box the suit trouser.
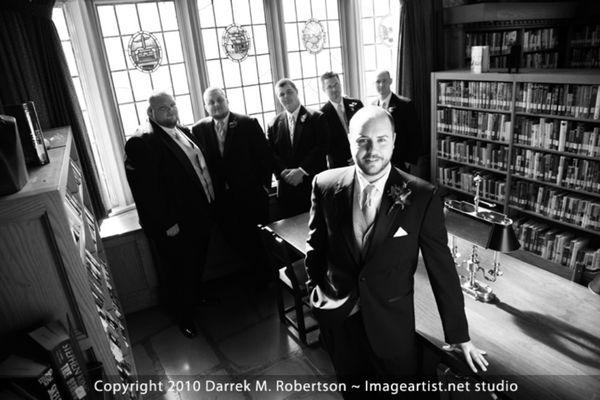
[220,189,270,282]
[319,311,422,400]
[151,229,210,321]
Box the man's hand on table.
[443,341,488,373]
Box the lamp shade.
[486,223,520,252]
[589,274,600,295]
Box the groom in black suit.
[305,106,488,398]
[124,91,216,338]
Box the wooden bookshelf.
[431,70,600,282]
[0,127,137,398]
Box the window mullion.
[339,0,363,100]
[175,0,207,121]
[265,0,287,115]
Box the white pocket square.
[393,227,408,237]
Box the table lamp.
[485,222,521,282]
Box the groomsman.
[192,87,272,283]
[267,78,328,217]
[373,70,422,172]
[124,91,216,338]
[320,71,364,168]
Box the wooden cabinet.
[0,127,136,398]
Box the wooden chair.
[259,225,319,345]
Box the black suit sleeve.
[418,190,470,344]
[124,137,176,235]
[267,121,285,177]
[298,113,328,175]
[247,118,273,188]
[305,175,328,291]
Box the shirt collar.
[213,112,230,128]
[160,124,181,138]
[355,162,391,196]
[286,105,301,121]
[329,98,344,109]
[379,92,393,107]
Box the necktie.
[216,120,225,156]
[288,115,296,144]
[360,183,378,250]
[336,103,348,133]
[381,101,387,109]
[174,129,215,203]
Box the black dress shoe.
[178,319,198,339]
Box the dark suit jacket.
[267,106,328,214]
[192,112,271,222]
[305,166,469,359]
[124,120,216,239]
[373,93,422,166]
[320,97,364,168]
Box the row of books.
[438,166,506,203]
[570,24,600,47]
[437,81,513,110]
[465,30,518,57]
[520,51,559,69]
[515,82,600,119]
[0,321,90,400]
[569,47,600,68]
[514,117,600,157]
[522,28,558,52]
[512,149,600,193]
[513,218,599,271]
[438,139,508,171]
[511,180,600,231]
[437,109,511,142]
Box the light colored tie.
[381,101,387,109]
[336,103,348,133]
[174,129,215,203]
[288,115,295,144]
[216,120,225,156]
[361,184,377,247]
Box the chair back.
[258,224,303,291]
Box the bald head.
[147,91,178,128]
[348,106,395,178]
[203,87,229,119]
[375,70,393,98]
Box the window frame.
[59,0,400,211]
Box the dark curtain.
[0,0,107,218]
[398,0,444,180]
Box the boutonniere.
[300,114,307,123]
[228,120,237,129]
[387,182,412,214]
[388,106,396,113]
[348,101,358,110]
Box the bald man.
[373,70,423,172]
[124,91,217,338]
[306,106,487,398]
[192,87,272,284]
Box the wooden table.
[268,212,600,400]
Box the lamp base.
[460,279,496,302]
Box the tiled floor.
[126,273,342,400]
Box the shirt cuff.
[299,167,309,176]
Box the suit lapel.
[333,168,360,268]
[280,115,293,154]
[363,167,410,263]
[154,122,203,191]
[206,119,221,159]
[222,113,236,159]
[292,106,306,152]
